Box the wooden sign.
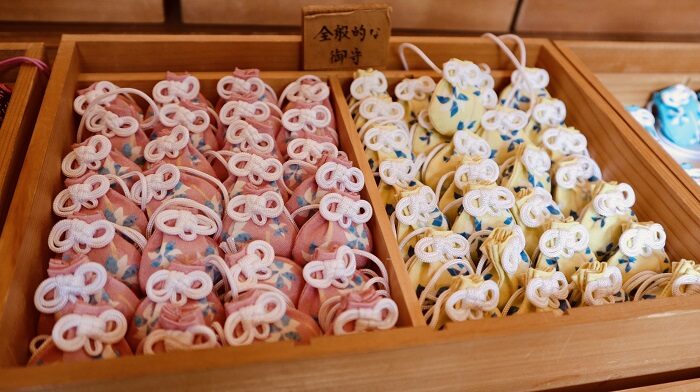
[302,4,391,70]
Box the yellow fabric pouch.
[392,185,449,260]
[354,95,404,131]
[540,126,589,162]
[569,260,623,307]
[500,143,552,194]
[362,123,412,173]
[578,181,638,259]
[477,106,529,165]
[428,59,497,137]
[551,154,602,219]
[607,221,670,283]
[378,157,422,216]
[347,68,388,114]
[624,259,700,301]
[535,218,596,281]
[450,183,516,238]
[405,230,471,296]
[512,187,564,258]
[521,97,566,145]
[480,226,531,309]
[499,67,551,112]
[395,76,436,122]
[421,131,491,190]
[437,156,500,222]
[410,110,449,157]
[502,267,570,316]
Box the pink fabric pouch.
[212,240,305,307]
[48,213,146,294]
[277,102,338,156]
[62,135,141,181]
[221,119,283,160]
[216,68,278,110]
[128,263,224,350]
[151,100,221,153]
[318,287,399,335]
[279,76,335,129]
[74,81,142,118]
[219,98,282,141]
[128,163,228,218]
[222,151,288,201]
[135,303,221,355]
[34,254,140,336]
[28,304,133,365]
[139,200,223,292]
[144,125,217,178]
[297,245,371,319]
[56,173,147,235]
[218,289,321,346]
[222,185,298,258]
[286,156,364,226]
[282,132,346,192]
[292,192,373,266]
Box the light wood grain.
[0,42,46,229]
[1,35,700,391]
[516,0,700,36]
[181,0,517,33]
[556,40,700,206]
[0,0,164,23]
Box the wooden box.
[0,42,46,230]
[515,0,700,37]
[180,0,517,33]
[556,40,700,203]
[1,35,700,391]
[0,0,165,24]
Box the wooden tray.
[0,0,164,24]
[1,35,700,391]
[556,40,700,203]
[0,42,46,230]
[515,0,700,37]
[180,0,517,33]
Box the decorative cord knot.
[444,280,499,321]
[53,175,111,217]
[142,325,219,354]
[462,186,515,217]
[358,96,405,121]
[158,103,210,133]
[48,218,115,254]
[73,81,118,115]
[532,99,566,127]
[225,120,275,155]
[378,158,421,187]
[542,127,588,156]
[154,209,218,241]
[130,164,181,207]
[219,100,271,124]
[619,223,666,257]
[519,187,559,228]
[146,269,213,305]
[583,265,622,306]
[395,76,436,101]
[395,186,440,226]
[153,76,200,104]
[34,262,108,313]
[363,126,410,153]
[227,152,283,184]
[526,271,569,309]
[144,126,190,163]
[303,245,357,289]
[349,71,388,100]
[315,162,364,193]
[61,135,112,178]
[319,193,372,228]
[592,183,635,217]
[555,155,601,189]
[333,297,398,335]
[226,191,284,225]
[52,309,127,356]
[414,233,469,263]
[521,146,551,177]
[223,291,287,346]
[454,159,499,188]
[217,75,267,101]
[281,105,332,132]
[287,138,338,164]
[539,223,589,258]
[453,132,491,158]
[84,106,139,138]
